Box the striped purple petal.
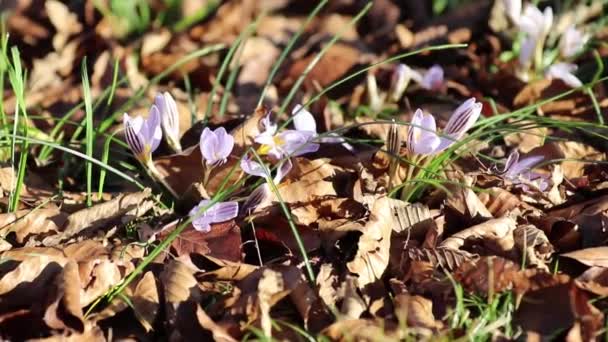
[155,92,181,152]
[189,200,239,232]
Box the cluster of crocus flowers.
[493,150,549,191]
[368,64,445,112]
[504,0,589,87]
[406,98,482,156]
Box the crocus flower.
[389,64,413,102]
[503,0,521,24]
[240,157,293,213]
[123,106,162,165]
[200,127,234,166]
[494,150,549,191]
[559,26,589,59]
[407,98,482,156]
[366,73,386,112]
[255,114,319,159]
[155,92,182,153]
[518,4,553,39]
[419,65,444,91]
[545,63,582,88]
[189,200,239,232]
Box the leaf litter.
[1,0,608,340]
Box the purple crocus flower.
[240,157,293,213]
[419,65,444,91]
[545,63,582,88]
[255,114,319,159]
[123,106,162,165]
[407,98,482,156]
[494,150,549,191]
[503,0,522,24]
[559,26,589,59]
[189,200,239,232]
[155,92,182,153]
[200,127,235,166]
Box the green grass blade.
[107,58,120,106]
[256,0,329,108]
[82,58,95,206]
[173,0,220,32]
[98,132,118,197]
[277,2,373,116]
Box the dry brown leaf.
[132,271,159,332]
[321,318,399,342]
[43,189,153,246]
[513,224,553,269]
[405,247,478,271]
[557,141,605,179]
[478,187,526,218]
[162,259,200,328]
[562,247,608,267]
[440,216,517,252]
[340,276,366,319]
[0,208,66,247]
[141,29,172,56]
[195,304,238,342]
[394,294,442,331]
[43,261,84,333]
[80,260,124,307]
[45,0,82,50]
[258,268,285,337]
[446,181,493,220]
[347,196,396,288]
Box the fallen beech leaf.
[340,276,366,319]
[0,208,67,246]
[440,216,517,252]
[405,247,478,271]
[394,294,442,330]
[43,261,84,333]
[258,268,285,337]
[321,318,399,341]
[195,304,237,342]
[446,181,493,221]
[132,271,159,332]
[141,29,172,56]
[393,202,433,235]
[162,260,200,328]
[477,187,526,218]
[562,247,608,267]
[80,260,124,307]
[513,224,553,270]
[43,189,154,246]
[514,281,603,340]
[45,0,82,50]
[163,220,242,262]
[347,196,395,288]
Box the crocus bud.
[155,92,182,153]
[200,127,234,166]
[389,64,412,102]
[123,106,162,165]
[189,200,239,232]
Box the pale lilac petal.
[420,65,444,90]
[123,113,145,156]
[214,127,235,162]
[389,64,412,101]
[156,92,180,138]
[503,0,521,24]
[209,201,239,223]
[507,154,545,178]
[559,26,589,59]
[541,7,553,37]
[241,157,269,178]
[501,150,520,174]
[189,200,239,232]
[408,109,441,155]
[273,158,293,184]
[444,98,482,137]
[519,36,537,67]
[520,5,544,36]
[145,105,163,153]
[241,184,270,214]
[261,114,277,136]
[280,130,319,156]
[200,127,220,164]
[546,63,583,88]
[292,105,317,133]
[254,131,276,146]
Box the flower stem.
[146,159,179,199]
